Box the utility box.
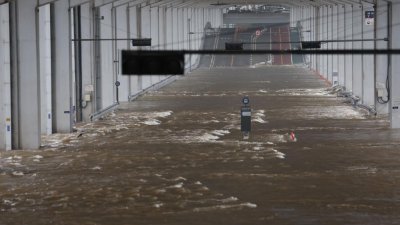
[332,71,338,86]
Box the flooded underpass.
[2,66,400,225]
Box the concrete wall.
[292,2,400,128]
[391,0,400,128]
[0,3,11,150]
[1,0,224,150]
[39,4,52,135]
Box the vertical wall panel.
[390,0,400,128]
[10,0,41,149]
[99,4,115,108]
[0,3,11,150]
[375,0,389,114]
[338,5,346,86]
[352,5,363,98]
[115,5,130,102]
[362,4,375,106]
[39,4,52,135]
[344,5,353,91]
[80,3,95,121]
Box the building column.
[352,4,363,98]
[10,0,41,149]
[331,5,338,86]
[98,4,115,109]
[0,2,11,150]
[52,0,73,133]
[150,6,161,81]
[390,0,400,128]
[375,1,389,114]
[362,3,375,107]
[337,5,346,87]
[128,4,141,96]
[311,6,317,70]
[38,4,52,135]
[140,4,152,88]
[172,7,179,49]
[165,7,173,50]
[317,7,323,75]
[115,4,130,102]
[80,3,96,121]
[344,4,353,92]
[327,5,333,82]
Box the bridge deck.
[1,67,400,225]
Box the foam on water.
[193,202,257,212]
[272,148,286,159]
[142,119,161,126]
[211,130,230,136]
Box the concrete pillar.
[390,0,400,128]
[362,3,375,107]
[80,3,96,121]
[98,4,115,109]
[160,7,166,50]
[375,1,389,114]
[352,4,363,98]
[150,7,160,82]
[327,5,333,82]
[172,7,179,49]
[319,6,326,77]
[128,5,141,95]
[151,7,159,48]
[0,2,11,150]
[140,5,152,88]
[178,8,184,49]
[344,5,353,91]
[9,0,41,149]
[52,0,73,133]
[39,4,52,135]
[331,5,338,86]
[323,6,328,78]
[183,8,189,69]
[12,0,41,148]
[166,7,173,49]
[311,7,317,70]
[115,4,130,102]
[337,5,346,86]
[290,8,294,27]
[317,7,322,74]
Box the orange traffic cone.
[290,131,297,142]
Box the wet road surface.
[200,24,293,69]
[1,66,400,225]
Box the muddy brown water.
[1,67,400,225]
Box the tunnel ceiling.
[179,0,374,8]
[64,0,375,8]
[123,0,375,8]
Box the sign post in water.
[241,96,251,139]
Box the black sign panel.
[225,42,244,50]
[365,11,375,19]
[121,50,184,75]
[301,41,322,49]
[241,107,251,132]
[131,38,152,46]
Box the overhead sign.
[365,11,374,26]
[131,38,152,47]
[225,42,244,50]
[301,41,321,49]
[121,50,184,75]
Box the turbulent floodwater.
[1,66,400,225]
